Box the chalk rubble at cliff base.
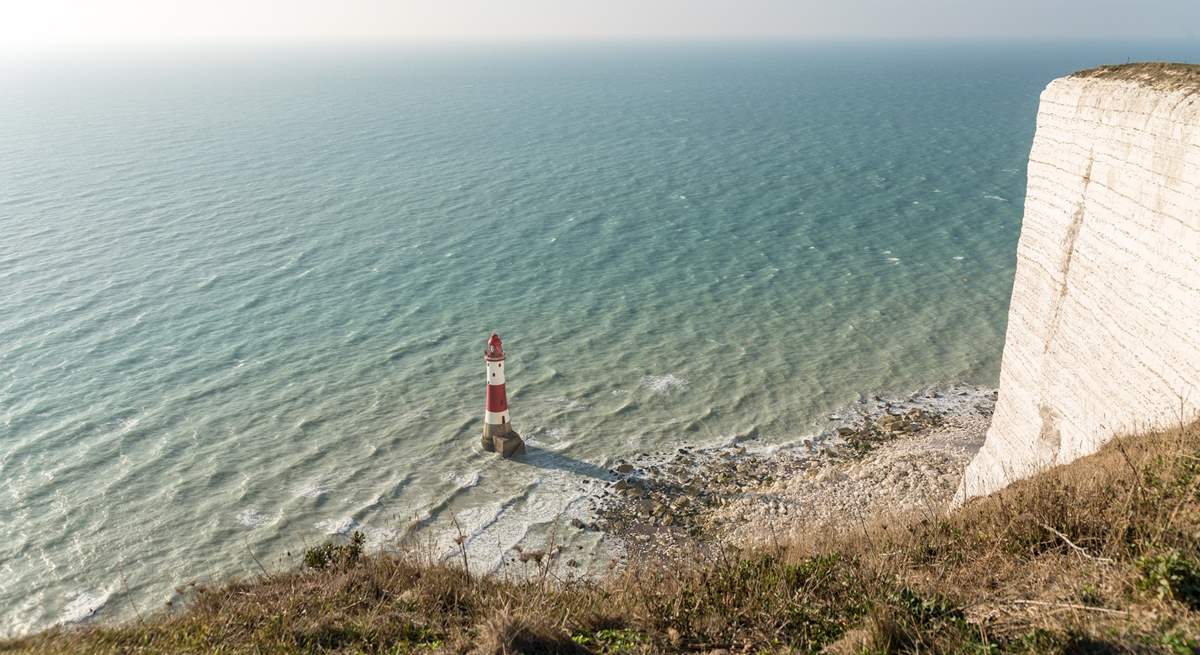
[583,385,996,561]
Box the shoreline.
[581,384,996,563]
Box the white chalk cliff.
[956,64,1200,502]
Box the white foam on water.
[293,481,327,499]
[116,415,141,435]
[235,508,277,528]
[1,593,43,639]
[640,374,688,394]
[536,427,573,447]
[363,526,400,550]
[314,517,357,535]
[953,256,965,261]
[886,257,901,263]
[983,194,1007,201]
[60,589,111,625]
[39,550,57,574]
[450,501,506,550]
[444,471,481,490]
[453,476,586,575]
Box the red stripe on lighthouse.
[486,384,507,413]
[484,332,508,417]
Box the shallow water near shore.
[3,40,1200,635]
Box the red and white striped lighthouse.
[481,332,525,457]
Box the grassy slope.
[1071,62,1200,92]
[4,422,1199,655]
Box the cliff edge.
[956,63,1200,502]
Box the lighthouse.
[481,332,525,457]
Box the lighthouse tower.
[481,332,525,457]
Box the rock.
[836,426,856,437]
[816,468,847,483]
[616,463,634,474]
[492,433,526,458]
[518,549,545,564]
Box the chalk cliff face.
[956,64,1200,502]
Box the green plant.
[1078,584,1104,607]
[303,530,366,571]
[866,586,995,654]
[571,628,643,653]
[1137,550,1200,610]
[1157,628,1200,655]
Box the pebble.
[586,384,994,564]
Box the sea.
[2,40,1199,635]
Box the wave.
[314,517,357,535]
[59,589,111,625]
[293,481,328,499]
[640,374,688,395]
[235,508,278,529]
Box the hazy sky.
[3,0,1199,52]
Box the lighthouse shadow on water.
[478,333,614,481]
[513,447,616,482]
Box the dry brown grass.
[4,421,1199,654]
[1072,62,1200,93]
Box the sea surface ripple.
[3,40,1198,635]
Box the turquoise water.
[2,41,1198,634]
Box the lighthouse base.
[493,433,526,458]
[482,423,525,458]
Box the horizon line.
[3,34,1195,57]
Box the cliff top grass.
[4,420,1200,655]
[1072,62,1200,92]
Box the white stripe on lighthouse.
[485,410,509,425]
[486,360,506,385]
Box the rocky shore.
[582,385,997,562]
